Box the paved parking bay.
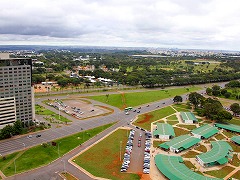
[127,128,146,173]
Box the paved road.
[2,82,228,179]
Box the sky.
[1,0,240,51]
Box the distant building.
[191,124,219,139]
[153,123,175,139]
[0,53,34,129]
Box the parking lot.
[47,98,111,120]
[120,128,152,174]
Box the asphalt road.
[1,82,226,179]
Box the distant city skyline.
[1,0,240,51]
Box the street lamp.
[14,159,16,174]
[23,143,25,149]
[61,160,66,173]
[120,141,122,161]
[58,142,61,157]
[59,107,61,120]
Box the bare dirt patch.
[137,114,153,124]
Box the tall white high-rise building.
[0,53,34,129]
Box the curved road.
[1,82,227,179]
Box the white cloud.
[0,0,240,50]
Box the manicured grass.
[167,121,179,125]
[74,129,140,180]
[0,123,114,176]
[195,145,207,153]
[172,103,191,112]
[88,87,201,109]
[229,118,240,126]
[231,170,240,179]
[204,166,234,178]
[134,106,176,130]
[61,172,78,180]
[229,142,240,152]
[229,154,240,167]
[214,133,225,140]
[153,140,166,148]
[176,124,197,131]
[183,160,196,170]
[35,104,71,122]
[182,151,199,158]
[174,127,190,136]
[166,114,178,120]
[222,130,236,138]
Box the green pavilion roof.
[155,154,222,180]
[214,123,240,133]
[153,123,175,136]
[192,124,219,138]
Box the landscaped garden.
[35,104,71,122]
[204,166,235,179]
[0,123,114,176]
[74,129,140,180]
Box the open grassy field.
[182,151,200,158]
[174,127,190,136]
[230,170,240,179]
[0,123,114,176]
[172,103,191,112]
[166,114,178,120]
[74,129,140,180]
[204,166,235,178]
[88,86,201,109]
[35,104,71,122]
[133,106,176,130]
[176,124,197,131]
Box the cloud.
[0,0,240,50]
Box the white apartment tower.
[0,53,34,129]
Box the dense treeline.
[31,51,240,88]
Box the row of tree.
[0,120,23,140]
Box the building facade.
[0,53,34,129]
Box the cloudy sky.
[1,0,240,50]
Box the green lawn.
[229,118,240,126]
[166,121,179,125]
[74,129,140,180]
[229,154,240,167]
[183,160,196,170]
[166,114,178,120]
[133,106,176,130]
[176,124,197,131]
[222,130,236,138]
[153,140,166,148]
[214,133,225,140]
[195,145,207,153]
[182,151,199,158]
[88,87,201,109]
[230,170,240,179]
[172,103,191,112]
[35,104,71,122]
[0,123,114,176]
[174,127,190,136]
[229,142,240,152]
[204,166,234,178]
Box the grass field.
[172,104,191,112]
[174,127,190,136]
[182,151,199,158]
[167,121,179,125]
[166,114,178,120]
[133,106,176,130]
[230,170,240,179]
[229,154,240,167]
[74,129,140,180]
[176,124,197,131]
[88,87,201,109]
[204,166,234,178]
[195,145,207,153]
[0,123,114,176]
[35,104,71,122]
[183,160,196,170]
[214,133,225,140]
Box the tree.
[188,92,204,109]
[206,88,212,95]
[0,125,14,139]
[224,92,231,98]
[230,103,240,116]
[220,89,227,96]
[13,120,23,135]
[215,110,232,123]
[173,96,183,104]
[203,98,223,120]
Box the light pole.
[59,107,61,120]
[58,142,61,157]
[61,160,66,173]
[120,141,122,161]
[14,159,16,174]
[23,143,25,149]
